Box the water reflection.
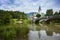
[46,31,53,36]
[28,23,60,40]
[28,30,60,40]
[28,30,39,40]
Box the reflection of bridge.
[35,15,60,23]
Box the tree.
[53,11,60,23]
[0,10,27,25]
[54,11,59,16]
[45,9,53,16]
[36,13,41,18]
[10,11,27,19]
[59,10,60,15]
[0,10,11,25]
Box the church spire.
[38,6,41,14]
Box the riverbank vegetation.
[46,23,60,34]
[45,9,60,23]
[0,9,60,40]
[0,10,29,40]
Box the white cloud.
[0,0,60,13]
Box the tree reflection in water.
[28,23,60,40]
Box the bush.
[15,24,29,38]
[0,26,16,40]
[28,20,32,23]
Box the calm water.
[28,23,60,40]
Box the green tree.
[54,11,59,16]
[45,9,53,16]
[0,10,27,25]
[0,10,11,25]
[53,11,60,23]
[36,13,41,18]
[59,10,60,15]
[10,11,27,19]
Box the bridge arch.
[35,16,60,24]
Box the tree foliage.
[54,10,60,16]
[45,9,53,16]
[0,10,11,25]
[54,11,59,16]
[36,13,41,18]
[59,10,60,15]
[0,10,27,25]
[10,11,27,19]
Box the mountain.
[41,13,45,17]
[26,12,38,18]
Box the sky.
[0,0,60,13]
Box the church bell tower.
[38,6,41,14]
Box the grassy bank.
[0,19,29,40]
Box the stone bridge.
[35,15,60,24]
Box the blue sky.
[0,0,60,13]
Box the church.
[27,6,41,20]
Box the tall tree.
[45,9,53,16]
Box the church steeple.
[38,6,41,14]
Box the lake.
[28,23,60,40]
